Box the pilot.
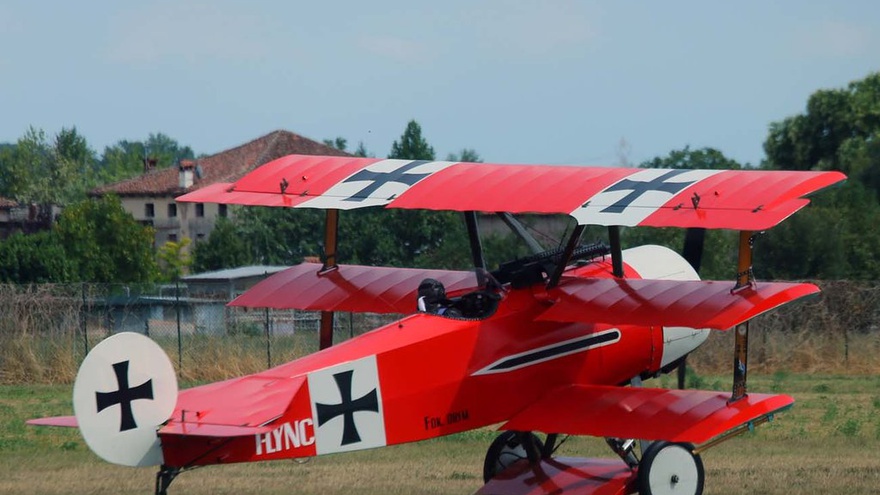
[417,278,460,316]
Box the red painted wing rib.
[538,278,819,330]
[502,385,793,444]
[229,263,477,313]
[176,154,846,230]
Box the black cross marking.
[95,360,154,432]
[315,370,379,445]
[342,160,430,202]
[600,170,695,213]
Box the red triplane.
[31,155,845,494]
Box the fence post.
[80,283,88,357]
[176,279,182,371]
[265,306,271,368]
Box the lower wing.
[502,384,792,444]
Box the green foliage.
[0,231,75,283]
[446,148,482,163]
[641,145,743,170]
[764,73,880,174]
[98,133,195,184]
[192,217,254,272]
[53,196,157,283]
[322,137,348,151]
[837,418,861,437]
[0,126,97,205]
[157,238,193,282]
[353,141,372,158]
[756,182,880,280]
[389,120,435,160]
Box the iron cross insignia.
[95,360,154,432]
[314,370,379,445]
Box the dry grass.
[3,280,880,384]
[5,374,880,494]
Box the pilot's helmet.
[418,278,446,305]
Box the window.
[218,204,228,217]
[195,203,205,217]
[145,203,155,218]
[168,203,177,218]
[168,233,178,242]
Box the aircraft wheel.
[637,441,704,495]
[482,431,544,483]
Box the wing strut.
[319,209,340,350]
[730,230,755,402]
[608,226,624,278]
[547,224,586,289]
[496,212,544,255]
[465,212,487,286]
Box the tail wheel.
[482,431,544,483]
[637,441,704,495]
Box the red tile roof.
[0,197,18,209]
[92,130,350,197]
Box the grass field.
[3,373,880,494]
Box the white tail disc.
[72,332,178,467]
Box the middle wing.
[229,262,476,313]
[176,154,846,231]
[538,277,819,330]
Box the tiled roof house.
[92,130,350,246]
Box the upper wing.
[538,277,819,330]
[176,154,846,230]
[229,262,476,312]
[502,384,793,444]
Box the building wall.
[120,196,230,246]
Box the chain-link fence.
[2,280,880,384]
[0,282,398,384]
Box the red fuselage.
[159,254,680,468]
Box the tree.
[157,238,193,281]
[53,195,158,282]
[353,141,372,158]
[764,72,880,173]
[98,133,195,184]
[0,126,98,205]
[322,137,348,151]
[761,73,880,279]
[389,120,435,160]
[191,217,254,272]
[446,148,482,162]
[0,231,75,283]
[641,145,742,170]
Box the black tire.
[482,431,544,483]
[637,441,704,495]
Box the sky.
[2,1,879,167]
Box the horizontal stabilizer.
[159,422,275,438]
[230,262,476,312]
[159,375,306,438]
[539,278,819,330]
[26,416,78,428]
[502,385,793,444]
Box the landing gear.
[482,431,545,483]
[155,465,180,495]
[637,441,704,495]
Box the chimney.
[143,157,158,173]
[179,160,196,189]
